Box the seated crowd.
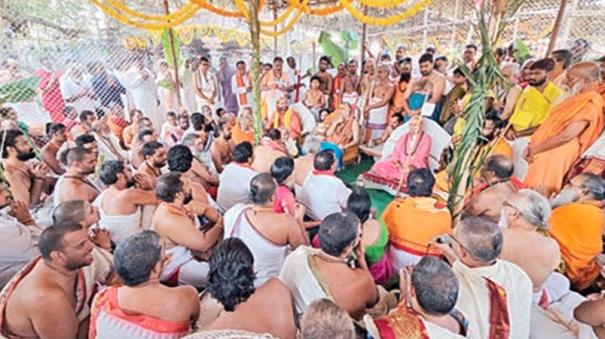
[0,42,605,339]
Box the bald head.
[455,216,503,263]
[568,62,601,82]
[483,155,514,180]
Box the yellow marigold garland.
[289,1,343,16]
[359,0,409,9]
[103,0,199,22]
[341,0,432,26]
[90,0,198,30]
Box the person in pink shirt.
[271,156,297,216]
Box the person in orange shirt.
[231,107,256,145]
[384,168,452,273]
[524,62,604,196]
[389,58,412,116]
[548,173,605,292]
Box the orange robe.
[383,196,452,256]
[273,109,302,139]
[231,123,255,145]
[389,80,408,115]
[548,201,605,291]
[524,91,604,195]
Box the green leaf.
[0,77,40,103]
[161,29,183,69]
[513,39,530,64]
[318,31,348,67]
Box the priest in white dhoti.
[194,57,218,112]
[216,142,257,212]
[59,66,96,113]
[231,60,253,112]
[119,59,162,129]
[181,57,199,114]
[433,216,532,339]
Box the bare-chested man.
[41,123,67,175]
[499,190,596,339]
[363,64,394,141]
[151,172,223,287]
[293,135,321,189]
[136,141,166,188]
[70,110,96,140]
[203,238,297,339]
[402,53,446,117]
[90,231,200,338]
[54,147,99,206]
[74,134,99,160]
[280,212,378,320]
[315,56,334,97]
[210,121,233,173]
[252,129,288,174]
[224,173,308,286]
[95,160,157,244]
[466,155,520,222]
[1,129,51,207]
[347,59,360,93]
[129,129,156,169]
[0,222,108,339]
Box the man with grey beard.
[548,173,605,293]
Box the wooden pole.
[162,0,182,108]
[273,3,278,58]
[249,0,263,143]
[546,0,569,57]
[360,5,368,67]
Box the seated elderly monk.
[548,173,605,292]
[91,120,127,162]
[364,115,431,191]
[1,129,52,208]
[0,184,41,289]
[298,150,352,221]
[217,142,258,212]
[53,147,100,206]
[202,238,297,339]
[280,212,378,320]
[270,97,302,140]
[231,107,256,145]
[94,160,158,244]
[252,129,289,174]
[384,168,452,272]
[90,231,199,339]
[224,174,308,287]
[151,172,223,288]
[319,103,360,169]
[465,155,523,222]
[0,222,113,339]
[367,257,468,338]
[434,216,533,339]
[499,189,597,339]
[524,62,604,196]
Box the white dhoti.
[92,191,143,245]
[161,246,209,288]
[367,98,388,140]
[531,272,597,339]
[512,137,530,180]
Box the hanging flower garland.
[359,0,410,9]
[90,0,199,30]
[103,0,200,22]
[189,0,244,18]
[259,0,308,37]
[234,0,307,35]
[340,0,432,26]
[289,1,343,16]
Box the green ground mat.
[336,156,394,218]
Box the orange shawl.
[525,91,604,195]
[382,197,452,256]
[232,123,255,145]
[548,201,605,290]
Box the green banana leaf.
[318,31,348,67]
[340,31,358,51]
[161,29,183,69]
[0,77,39,103]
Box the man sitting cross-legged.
[368,256,468,338]
[94,160,158,244]
[465,155,522,222]
[0,221,112,338]
[280,211,378,320]
[89,231,199,338]
[217,141,258,212]
[224,173,308,287]
[500,189,598,339]
[433,216,533,339]
[151,172,223,288]
[200,238,297,339]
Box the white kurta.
[216,163,257,212]
[453,259,533,339]
[59,75,96,113]
[298,172,352,221]
[194,70,218,111]
[120,67,162,129]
